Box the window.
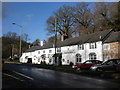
[49,50,52,53]
[57,48,61,52]
[38,57,40,62]
[49,59,52,63]
[89,53,97,60]
[38,51,40,54]
[41,54,46,60]
[78,44,84,50]
[43,50,45,53]
[67,60,69,63]
[76,54,82,63]
[48,54,50,58]
[103,44,110,50]
[89,43,97,49]
[67,48,69,50]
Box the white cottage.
[20,30,119,65]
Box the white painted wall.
[85,41,103,61]
[61,45,77,65]
[21,41,103,65]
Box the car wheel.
[96,68,104,72]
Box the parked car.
[90,59,120,72]
[72,60,102,71]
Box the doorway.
[27,58,32,63]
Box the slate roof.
[104,31,120,43]
[24,30,120,53]
[25,45,40,52]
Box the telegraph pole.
[54,18,57,65]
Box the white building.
[20,30,120,65]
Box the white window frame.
[103,44,110,50]
[49,50,52,53]
[43,50,45,53]
[57,47,61,52]
[38,51,40,54]
[78,44,84,50]
[89,43,97,49]
[89,53,97,60]
[76,54,82,63]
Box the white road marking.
[12,71,34,80]
[3,73,24,82]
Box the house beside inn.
[20,30,120,65]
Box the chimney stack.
[40,40,46,46]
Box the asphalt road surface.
[2,63,120,88]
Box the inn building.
[20,30,120,65]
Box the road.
[2,63,120,88]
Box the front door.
[27,58,32,63]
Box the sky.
[2,0,118,43]
[2,2,78,43]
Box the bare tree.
[3,32,19,40]
[22,33,30,42]
[93,2,120,31]
[73,3,93,35]
[46,6,75,40]
[46,2,120,41]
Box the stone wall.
[103,42,120,60]
[118,42,120,59]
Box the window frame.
[38,51,40,54]
[49,50,52,53]
[76,54,82,63]
[103,44,110,50]
[43,50,45,53]
[78,44,84,50]
[89,43,97,49]
[89,53,97,60]
[57,47,61,52]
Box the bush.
[8,58,13,61]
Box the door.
[27,58,32,63]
